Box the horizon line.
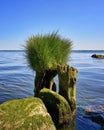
[0,49,104,51]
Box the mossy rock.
[0,97,56,130]
[39,88,72,127]
[91,54,104,59]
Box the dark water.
[0,50,104,130]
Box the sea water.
[0,50,104,130]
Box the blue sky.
[0,0,104,50]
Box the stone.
[0,97,56,130]
[39,88,72,128]
[84,112,104,129]
[76,115,101,130]
[91,54,104,59]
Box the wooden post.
[34,71,45,97]
[57,64,78,111]
[34,70,57,97]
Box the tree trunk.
[34,70,57,97]
[57,64,78,111]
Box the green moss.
[0,97,56,130]
[39,88,71,127]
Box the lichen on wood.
[57,64,78,111]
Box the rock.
[0,97,56,130]
[91,54,104,59]
[39,88,73,127]
[84,112,104,128]
[76,115,101,130]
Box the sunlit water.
[0,50,104,130]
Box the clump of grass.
[24,31,72,72]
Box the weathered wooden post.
[34,71,45,97]
[34,70,57,97]
[57,64,78,111]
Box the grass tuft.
[24,31,72,71]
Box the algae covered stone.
[0,97,56,130]
[39,88,72,127]
[91,54,104,59]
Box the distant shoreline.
[0,49,104,52]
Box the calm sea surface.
[0,50,104,130]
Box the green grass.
[24,31,72,71]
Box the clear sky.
[0,0,104,50]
